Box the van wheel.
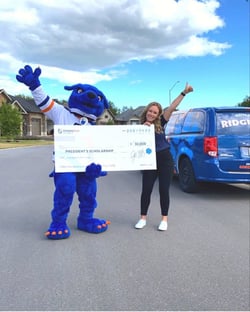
[178,158,198,193]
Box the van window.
[181,111,204,133]
[165,112,186,135]
[216,112,250,135]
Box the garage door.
[31,118,41,136]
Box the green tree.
[237,96,250,107]
[15,94,34,101]
[121,105,133,113]
[0,102,22,139]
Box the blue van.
[165,107,250,192]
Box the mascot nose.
[87,92,96,99]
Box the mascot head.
[64,84,109,120]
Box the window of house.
[130,119,140,125]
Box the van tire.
[178,157,198,193]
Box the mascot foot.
[77,218,110,234]
[44,222,71,240]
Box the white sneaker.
[158,221,168,231]
[135,219,146,229]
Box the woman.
[135,83,193,231]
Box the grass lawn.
[0,140,54,149]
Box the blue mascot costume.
[16,65,110,239]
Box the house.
[97,108,115,125]
[0,88,115,136]
[0,88,53,136]
[115,106,145,125]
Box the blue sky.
[0,0,249,111]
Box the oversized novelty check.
[54,125,156,172]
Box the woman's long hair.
[140,102,163,133]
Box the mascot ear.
[64,84,80,91]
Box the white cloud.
[0,0,230,88]
[40,65,127,85]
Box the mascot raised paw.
[16,65,110,239]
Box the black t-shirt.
[155,115,170,152]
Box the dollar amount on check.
[54,125,156,172]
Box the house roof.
[116,106,145,121]
[7,94,42,114]
[0,89,12,102]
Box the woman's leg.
[158,149,174,218]
[140,169,158,216]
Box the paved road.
[0,146,249,311]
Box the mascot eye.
[98,96,102,101]
[77,88,84,94]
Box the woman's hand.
[163,82,194,121]
[183,83,193,95]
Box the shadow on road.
[171,176,250,199]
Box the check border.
[54,125,156,172]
